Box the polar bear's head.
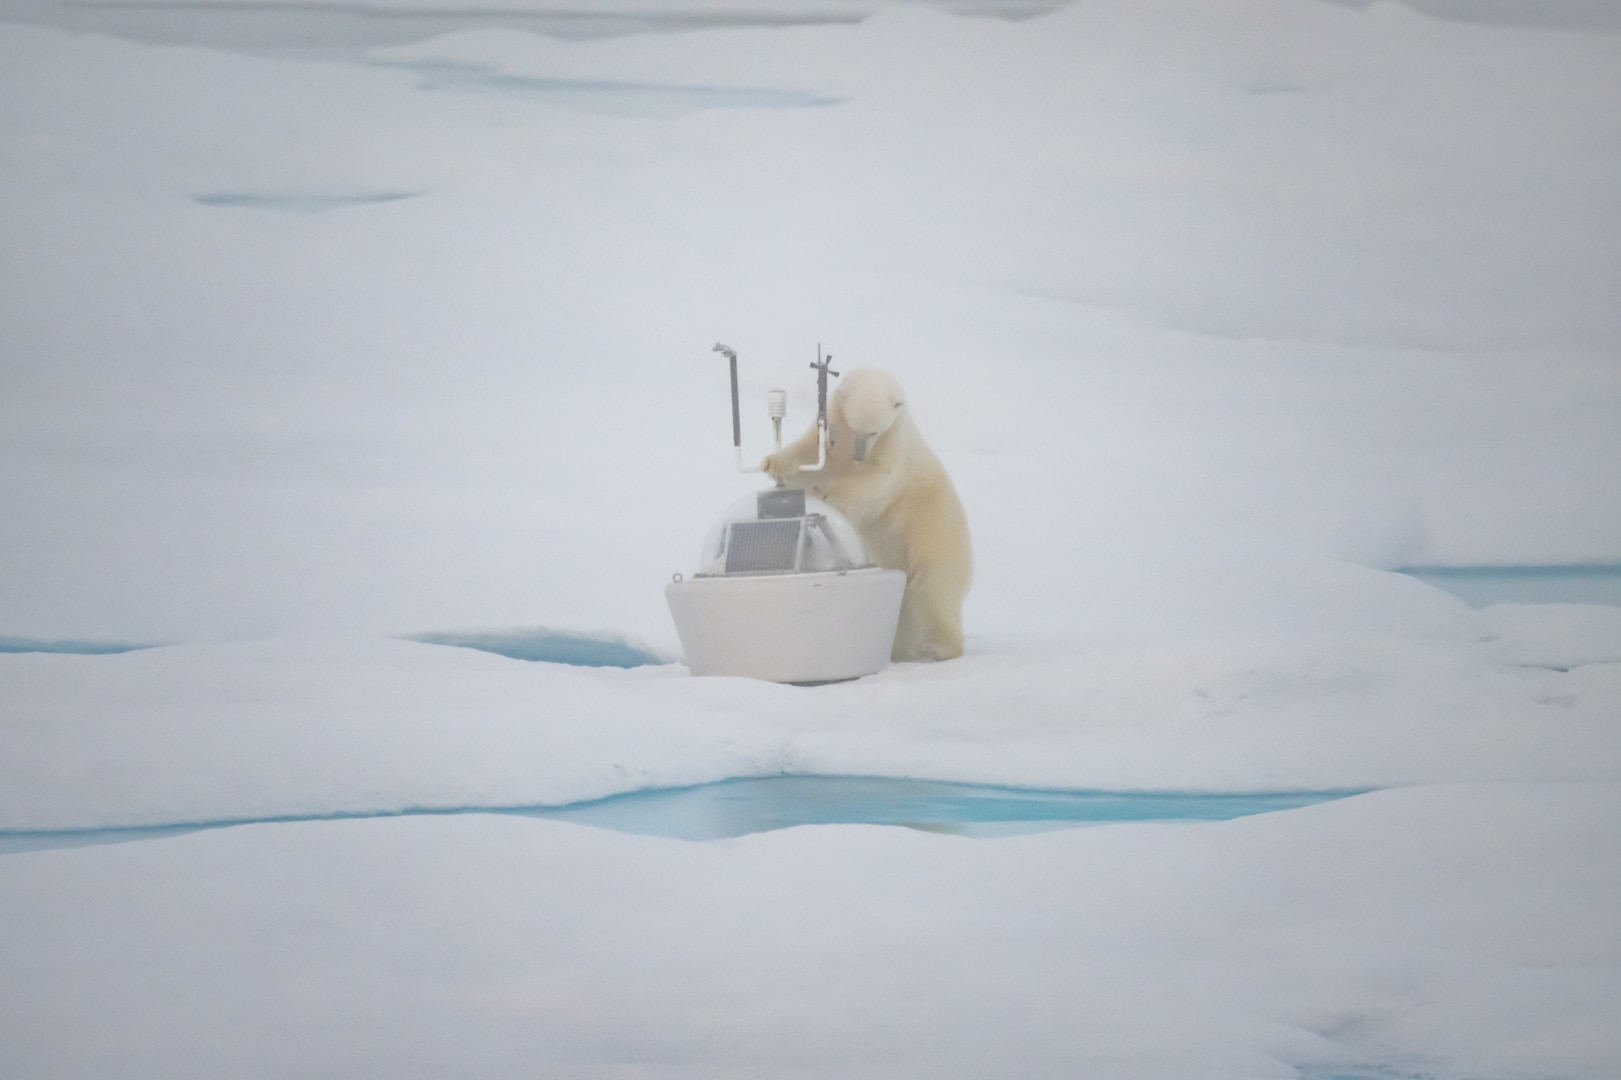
[833,367,906,462]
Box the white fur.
[764,367,972,662]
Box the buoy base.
[666,568,905,684]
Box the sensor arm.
[712,341,837,474]
[713,342,765,474]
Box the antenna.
[811,344,839,431]
[797,344,839,473]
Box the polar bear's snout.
[825,424,879,461]
[845,417,895,462]
[835,369,906,463]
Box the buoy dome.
[695,491,870,577]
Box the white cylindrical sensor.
[768,388,787,448]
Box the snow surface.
[4,0,1621,645]
[5,786,1620,1079]
[3,628,1620,833]
[2,0,1620,1076]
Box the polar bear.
[764,367,972,662]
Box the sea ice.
[2,1,1619,1076]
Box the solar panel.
[724,519,803,574]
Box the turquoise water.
[380,60,843,115]
[518,776,1363,840]
[0,777,1364,853]
[405,628,662,668]
[0,0,1603,64]
[0,637,161,655]
[0,0,873,61]
[1296,1067,1454,1080]
[1398,563,1621,607]
[0,629,656,665]
[0,824,209,854]
[192,191,421,212]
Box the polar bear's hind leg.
[892,564,966,662]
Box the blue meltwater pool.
[1398,563,1621,606]
[0,778,1365,852]
[514,776,1366,840]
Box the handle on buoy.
[797,346,837,472]
[713,342,764,474]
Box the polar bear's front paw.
[762,453,791,484]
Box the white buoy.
[666,346,905,684]
[666,492,903,683]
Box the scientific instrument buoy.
[664,344,905,684]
